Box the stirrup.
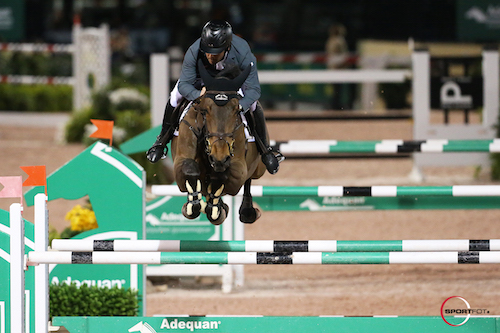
[273,150,285,164]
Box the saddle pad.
[174,101,255,142]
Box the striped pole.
[51,239,500,253]
[28,251,500,265]
[0,75,75,85]
[270,139,500,154]
[0,42,74,53]
[152,185,500,197]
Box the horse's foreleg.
[205,183,228,225]
[179,159,206,219]
[239,179,261,224]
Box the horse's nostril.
[208,155,216,165]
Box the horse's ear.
[198,59,215,90]
[232,63,252,90]
[229,97,239,109]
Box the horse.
[170,61,267,225]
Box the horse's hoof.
[239,207,261,224]
[182,202,201,219]
[208,208,225,225]
[207,202,228,225]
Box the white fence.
[0,23,110,111]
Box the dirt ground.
[1,111,499,319]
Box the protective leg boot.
[253,103,281,174]
[146,102,175,163]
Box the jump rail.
[28,251,500,265]
[151,185,500,197]
[270,139,500,154]
[51,239,500,253]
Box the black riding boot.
[252,103,282,174]
[146,102,176,163]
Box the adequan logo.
[129,321,157,333]
[466,5,500,26]
[160,318,221,331]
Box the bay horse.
[170,61,267,225]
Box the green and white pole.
[28,251,500,265]
[51,239,500,253]
[152,185,500,197]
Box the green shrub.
[54,85,73,110]
[0,84,72,111]
[91,89,115,119]
[0,51,72,76]
[65,108,96,142]
[9,85,36,111]
[115,110,150,141]
[65,84,150,144]
[64,84,165,183]
[0,50,73,111]
[48,54,72,77]
[49,282,139,319]
[33,85,59,111]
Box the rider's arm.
[178,40,204,101]
[239,57,261,111]
[234,37,261,111]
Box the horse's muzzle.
[209,154,231,172]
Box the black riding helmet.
[200,20,232,55]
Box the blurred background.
[0,0,498,113]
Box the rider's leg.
[251,101,281,174]
[146,101,176,163]
[147,82,183,163]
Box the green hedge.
[0,52,72,76]
[0,84,72,111]
[0,51,73,111]
[50,282,139,319]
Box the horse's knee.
[181,159,200,178]
[176,159,201,191]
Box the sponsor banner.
[254,196,500,211]
[458,0,500,41]
[54,316,498,333]
[146,196,218,241]
[0,0,24,41]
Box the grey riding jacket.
[178,35,261,112]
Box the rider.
[146,20,282,174]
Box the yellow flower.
[65,204,98,232]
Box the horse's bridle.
[183,90,244,158]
